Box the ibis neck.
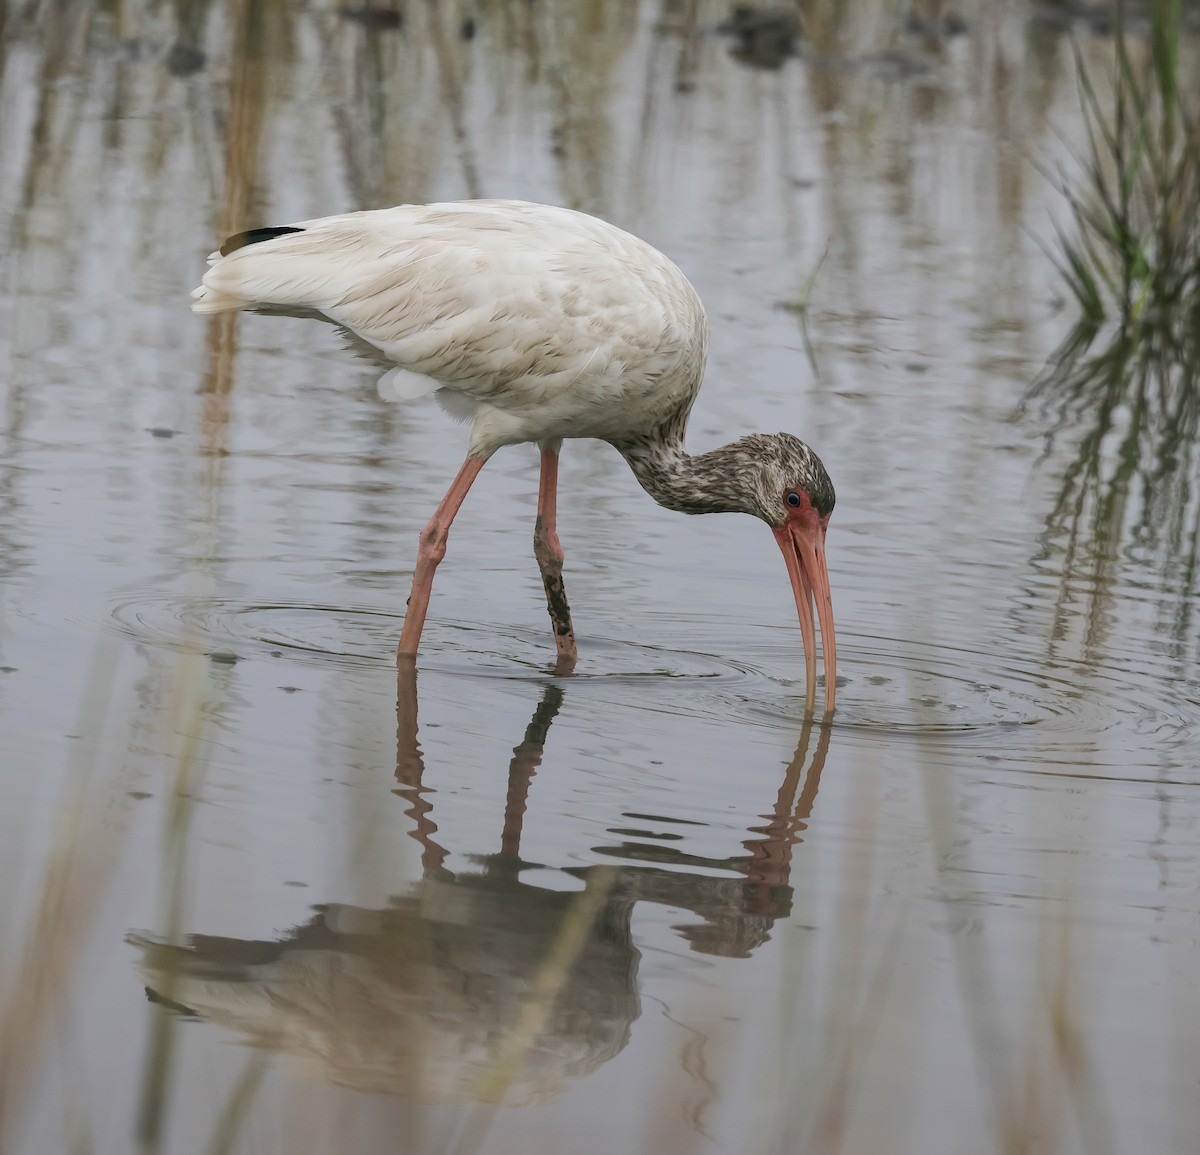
[614,428,757,517]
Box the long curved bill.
[772,519,837,716]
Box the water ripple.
[107,596,765,682]
[749,634,1197,778]
[108,596,1198,778]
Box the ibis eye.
[786,491,802,508]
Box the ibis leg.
[397,455,486,659]
[533,443,578,666]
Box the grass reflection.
[1029,330,1200,664]
[0,639,128,1147]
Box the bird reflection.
[130,669,829,1106]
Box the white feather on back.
[191,200,708,456]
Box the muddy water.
[2,3,1199,1153]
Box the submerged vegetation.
[1033,1,1200,620]
[1045,1,1200,345]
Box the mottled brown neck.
[612,424,763,518]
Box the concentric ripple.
[744,633,1198,778]
[107,595,766,682]
[109,596,1198,778]
[110,596,399,671]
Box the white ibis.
[192,200,837,712]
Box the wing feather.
[191,200,707,447]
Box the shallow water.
[2,3,1200,1153]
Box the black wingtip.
[219,225,306,257]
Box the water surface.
[2,3,1199,1153]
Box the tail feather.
[190,221,379,316]
[190,285,253,314]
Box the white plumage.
[192,200,838,713]
[193,200,707,457]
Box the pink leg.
[397,455,486,659]
[533,445,578,667]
